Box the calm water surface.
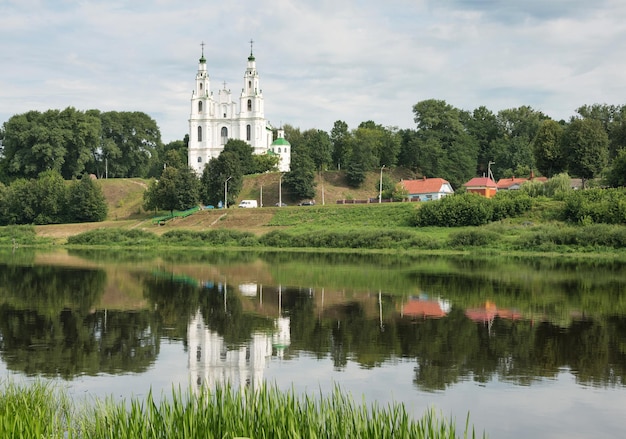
[1,248,626,438]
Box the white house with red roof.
[401,177,454,201]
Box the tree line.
[2,101,626,219]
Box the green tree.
[411,99,478,187]
[200,151,242,207]
[466,106,500,176]
[283,151,316,200]
[34,170,68,224]
[223,139,255,175]
[304,129,332,171]
[490,106,547,179]
[147,139,188,178]
[98,111,161,178]
[606,148,626,187]
[0,178,38,225]
[0,108,100,180]
[252,153,279,174]
[67,175,108,222]
[146,166,199,215]
[576,104,626,158]
[533,120,565,177]
[330,120,351,170]
[563,118,609,187]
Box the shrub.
[67,228,158,245]
[448,229,501,248]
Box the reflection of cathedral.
[187,309,290,391]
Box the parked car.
[298,200,316,206]
[238,200,258,208]
[275,202,288,207]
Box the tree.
[34,170,68,224]
[283,151,316,200]
[252,153,279,174]
[576,104,626,158]
[411,99,478,187]
[146,166,199,215]
[533,120,565,177]
[0,108,100,180]
[98,111,161,178]
[606,148,626,187]
[465,106,500,176]
[330,120,351,170]
[67,175,108,222]
[562,118,609,187]
[223,139,255,175]
[304,129,332,171]
[490,106,547,179]
[200,151,242,207]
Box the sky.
[1,0,626,143]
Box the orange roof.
[496,177,528,189]
[464,177,497,188]
[402,178,451,194]
[403,300,448,318]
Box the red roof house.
[496,177,529,190]
[402,298,451,319]
[402,177,454,201]
[464,177,497,198]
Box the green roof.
[272,138,290,146]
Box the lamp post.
[224,176,232,208]
[278,173,283,207]
[378,165,385,203]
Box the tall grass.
[1,380,484,438]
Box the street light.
[278,173,283,207]
[224,176,232,208]
[378,165,385,203]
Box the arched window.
[248,80,252,89]
[247,99,252,111]
[199,83,203,91]
[246,124,251,141]
[198,101,203,113]
[278,147,281,153]
[197,126,202,142]
[197,156,202,163]
[221,127,228,144]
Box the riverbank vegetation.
[0,380,482,438]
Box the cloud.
[1,0,626,142]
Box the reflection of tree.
[0,306,158,378]
[0,263,105,314]
[196,284,274,347]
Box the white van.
[238,200,258,208]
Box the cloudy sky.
[1,0,626,143]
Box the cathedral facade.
[187,43,290,174]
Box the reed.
[1,380,485,438]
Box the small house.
[401,177,454,201]
[464,177,497,198]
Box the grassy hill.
[34,170,417,241]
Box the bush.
[67,228,158,245]
[448,229,501,248]
[560,188,626,225]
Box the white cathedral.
[187,42,290,174]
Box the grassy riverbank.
[0,380,482,438]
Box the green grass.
[0,380,484,438]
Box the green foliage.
[66,228,158,245]
[283,151,316,199]
[532,119,565,177]
[200,151,243,207]
[448,229,501,248]
[562,118,609,184]
[67,175,108,222]
[0,225,38,245]
[0,381,478,439]
[560,188,626,224]
[252,153,279,174]
[606,148,626,187]
[519,180,545,198]
[259,229,440,250]
[516,223,626,250]
[544,172,572,198]
[146,166,199,214]
[161,229,258,246]
[412,192,533,227]
[223,139,255,174]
